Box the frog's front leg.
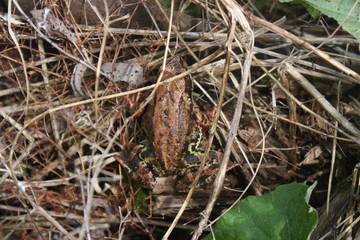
[191,103,217,131]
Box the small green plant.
[134,187,149,212]
[205,182,318,240]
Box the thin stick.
[285,63,360,138]
[326,81,340,214]
[249,14,360,83]
[192,0,254,238]
[11,0,109,79]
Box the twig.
[326,81,340,214]
[37,39,67,173]
[7,0,30,106]
[249,14,360,83]
[285,63,360,138]
[0,109,34,143]
[192,0,254,238]
[10,0,109,79]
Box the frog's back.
[150,58,194,173]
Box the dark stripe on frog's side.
[177,126,203,170]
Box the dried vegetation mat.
[0,0,360,239]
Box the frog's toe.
[174,172,194,190]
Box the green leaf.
[204,182,318,240]
[279,0,360,45]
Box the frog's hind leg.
[127,143,157,189]
[176,151,221,190]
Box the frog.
[128,57,222,191]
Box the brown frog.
[129,57,221,190]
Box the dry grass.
[0,0,360,239]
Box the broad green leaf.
[204,182,318,240]
[279,0,360,45]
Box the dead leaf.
[300,145,322,165]
[31,8,77,43]
[101,62,145,86]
